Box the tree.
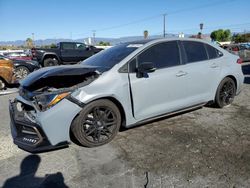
[210,29,231,42]
[26,38,33,47]
[197,32,202,39]
[232,33,250,43]
[97,41,111,46]
[50,43,57,48]
[143,30,149,39]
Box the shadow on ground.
[2,155,68,188]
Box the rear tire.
[71,99,121,147]
[214,77,236,108]
[43,58,58,67]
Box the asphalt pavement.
[0,64,250,187]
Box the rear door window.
[62,43,75,50]
[182,41,208,63]
[137,41,181,69]
[205,44,222,59]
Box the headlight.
[34,92,70,111]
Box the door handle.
[210,63,219,68]
[176,71,188,77]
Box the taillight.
[237,58,243,64]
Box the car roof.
[121,38,215,47]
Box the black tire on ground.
[214,77,236,108]
[0,78,5,90]
[43,58,59,67]
[14,66,30,80]
[71,99,121,147]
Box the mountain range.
[0,34,180,46]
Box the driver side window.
[129,41,181,73]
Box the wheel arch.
[69,96,127,143]
[212,74,238,107]
[225,75,238,90]
[0,76,7,83]
[215,74,238,97]
[15,64,30,71]
[42,53,60,65]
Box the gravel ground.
[0,64,250,187]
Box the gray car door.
[128,41,191,120]
[180,41,221,104]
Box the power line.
[167,0,238,15]
[150,23,250,36]
[166,22,250,33]
[74,0,240,38]
[94,0,238,32]
[96,15,162,32]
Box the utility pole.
[92,30,96,45]
[32,33,35,47]
[199,23,204,34]
[163,13,167,38]
[244,29,246,42]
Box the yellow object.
[48,92,70,107]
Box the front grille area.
[9,100,45,147]
[14,123,43,146]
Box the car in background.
[240,43,250,50]
[223,44,250,62]
[9,38,244,152]
[3,52,32,61]
[0,56,16,90]
[0,55,40,80]
[32,42,103,67]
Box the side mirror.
[137,62,156,73]
[136,62,156,78]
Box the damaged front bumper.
[9,99,70,153]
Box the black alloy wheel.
[215,77,236,108]
[71,99,121,147]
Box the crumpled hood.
[21,65,99,91]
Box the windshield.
[81,43,140,69]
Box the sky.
[0,0,250,41]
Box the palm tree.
[26,38,33,47]
[143,30,149,39]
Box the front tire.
[71,99,121,147]
[43,58,58,67]
[14,66,30,80]
[215,77,236,108]
[0,79,6,90]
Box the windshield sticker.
[127,44,143,48]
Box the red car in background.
[3,52,32,61]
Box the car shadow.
[120,107,202,132]
[2,155,68,188]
